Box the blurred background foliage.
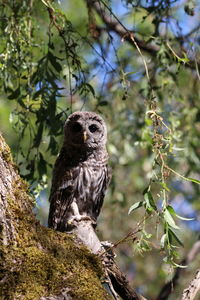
[0,0,200,298]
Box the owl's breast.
[73,163,106,217]
[74,165,97,198]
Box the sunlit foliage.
[0,0,200,298]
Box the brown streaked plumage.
[48,111,111,232]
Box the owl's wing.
[48,149,76,231]
[93,164,112,219]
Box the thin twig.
[164,165,200,185]
[87,0,200,73]
[100,215,149,257]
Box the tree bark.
[0,133,111,300]
[0,133,146,300]
[181,270,200,300]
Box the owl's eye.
[89,124,98,133]
[71,122,82,132]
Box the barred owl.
[48,111,111,232]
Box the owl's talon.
[67,216,78,225]
[67,215,96,226]
[67,219,73,225]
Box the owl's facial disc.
[68,120,103,148]
[64,112,107,150]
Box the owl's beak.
[83,131,88,142]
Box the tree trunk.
[0,133,111,300]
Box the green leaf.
[85,83,95,96]
[164,208,180,229]
[163,256,169,263]
[144,191,157,211]
[145,117,153,126]
[159,182,170,192]
[128,201,144,215]
[38,152,47,178]
[160,233,167,248]
[98,101,108,106]
[172,262,187,268]
[167,205,194,221]
[168,228,183,246]
[48,42,55,50]
[48,136,58,155]
[167,205,176,215]
[124,71,137,76]
[140,240,152,251]
[142,230,152,239]
[187,177,200,184]
[48,51,62,73]
[143,186,150,194]
[33,123,43,148]
[8,87,20,100]
[176,215,194,221]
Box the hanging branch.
[86,0,200,72]
[86,0,159,54]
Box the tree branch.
[0,132,147,300]
[86,0,199,72]
[87,0,159,55]
[59,217,147,300]
[0,133,111,300]
[181,269,200,300]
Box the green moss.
[2,187,110,299]
[1,226,110,300]
[0,134,111,299]
[0,142,13,164]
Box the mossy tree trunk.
[0,133,111,300]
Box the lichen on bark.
[0,133,111,300]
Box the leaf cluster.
[0,1,200,293]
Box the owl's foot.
[67,215,96,226]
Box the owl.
[48,111,111,232]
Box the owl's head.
[64,111,107,150]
